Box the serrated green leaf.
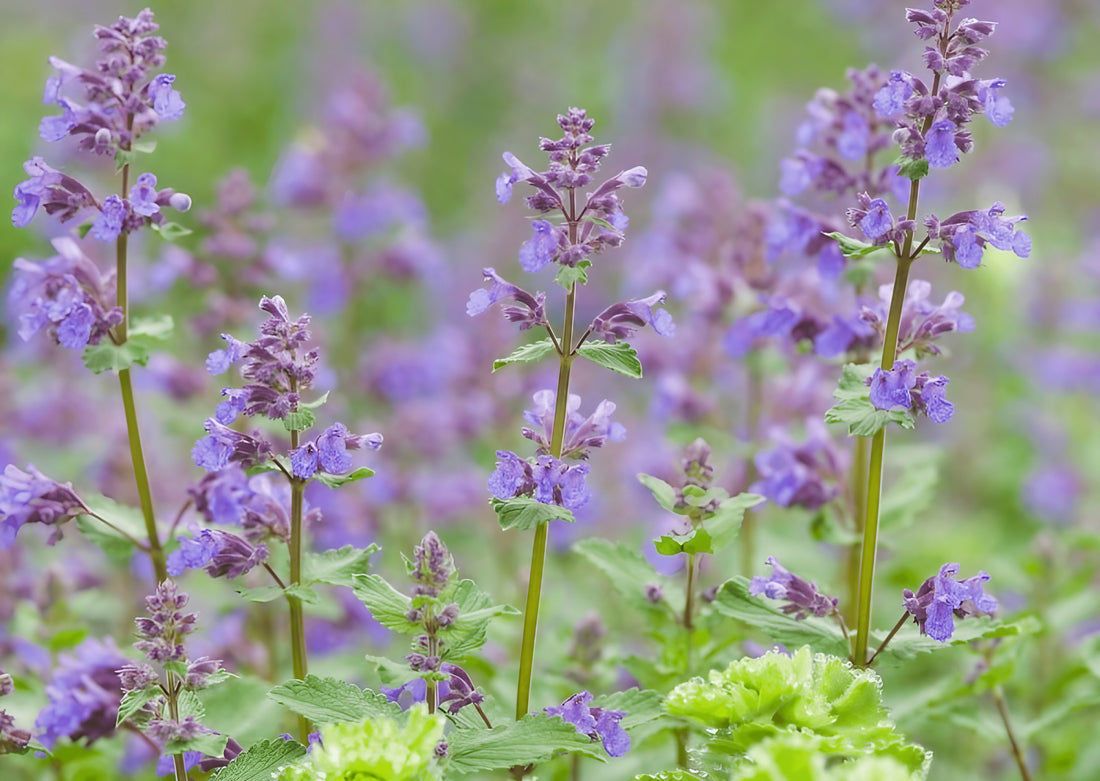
[441,579,520,658]
[116,687,161,727]
[282,409,315,432]
[351,574,418,632]
[82,340,152,374]
[234,583,320,605]
[491,496,575,531]
[164,732,229,758]
[574,538,682,615]
[894,154,929,180]
[131,314,174,340]
[267,675,402,724]
[876,616,1041,666]
[75,494,150,560]
[492,338,556,371]
[637,473,678,513]
[823,231,889,259]
[711,578,848,658]
[554,260,591,289]
[446,712,606,774]
[702,493,765,552]
[300,392,330,410]
[592,688,666,733]
[150,221,193,242]
[314,466,375,489]
[210,739,308,781]
[880,446,940,531]
[302,544,379,587]
[654,529,713,556]
[826,364,915,436]
[576,340,642,378]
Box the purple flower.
[750,423,841,511]
[411,531,456,595]
[466,267,548,330]
[0,464,89,549]
[90,195,128,241]
[521,390,626,459]
[749,556,839,620]
[167,529,269,580]
[188,463,252,526]
[205,334,247,375]
[35,638,126,749]
[916,374,954,423]
[979,79,1014,127]
[868,359,918,411]
[925,119,959,168]
[873,70,914,117]
[488,451,590,510]
[191,419,274,472]
[723,296,801,358]
[587,291,675,344]
[518,220,559,272]
[858,198,893,239]
[904,563,997,642]
[836,111,869,161]
[11,157,97,228]
[545,691,630,758]
[290,423,382,479]
[437,664,485,715]
[488,450,536,500]
[129,173,160,217]
[150,74,185,121]
[134,581,198,663]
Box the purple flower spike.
[35,638,126,750]
[411,531,455,595]
[873,70,914,117]
[488,450,536,500]
[749,556,839,620]
[904,563,997,642]
[519,220,559,272]
[521,390,626,459]
[545,691,630,758]
[916,374,954,423]
[868,359,918,411]
[0,464,89,549]
[466,267,548,330]
[588,290,674,344]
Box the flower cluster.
[903,562,997,641]
[35,638,126,750]
[749,556,840,621]
[8,237,124,350]
[166,528,269,579]
[544,690,630,758]
[0,463,89,550]
[0,670,31,753]
[521,390,626,459]
[750,423,844,511]
[496,108,646,270]
[868,359,955,423]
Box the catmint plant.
[473,107,668,726]
[8,7,192,583]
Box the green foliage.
[282,409,316,432]
[272,706,445,780]
[314,466,376,488]
[576,340,643,378]
[492,496,576,530]
[493,338,557,371]
[825,363,915,436]
[823,232,889,260]
[75,494,149,561]
[266,675,402,724]
[879,446,941,532]
[574,537,682,617]
[113,139,156,170]
[116,687,161,727]
[555,260,591,288]
[81,315,174,374]
[351,574,419,632]
[301,544,379,587]
[164,731,230,757]
[711,578,849,659]
[665,646,931,777]
[445,712,606,774]
[893,154,929,180]
[211,739,308,781]
[873,616,1041,668]
[149,220,194,242]
[731,733,918,780]
[639,474,764,556]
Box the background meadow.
[2,1,1099,778]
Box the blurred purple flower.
[545,690,629,757]
[0,464,89,549]
[750,556,840,620]
[903,562,997,642]
[35,638,126,749]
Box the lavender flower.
[749,556,840,620]
[521,390,626,459]
[410,531,456,597]
[0,464,89,549]
[0,670,31,753]
[926,202,1031,268]
[289,423,383,479]
[859,279,975,357]
[465,267,548,330]
[35,637,126,749]
[903,562,997,641]
[134,581,197,663]
[587,291,675,343]
[11,157,97,228]
[488,451,591,511]
[544,690,630,757]
[868,359,955,422]
[191,418,274,472]
[750,423,843,511]
[166,529,269,579]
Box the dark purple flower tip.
[904,562,997,642]
[0,463,89,549]
[519,219,559,272]
[412,531,456,592]
[868,359,918,411]
[150,73,185,121]
[749,556,839,620]
[925,119,959,168]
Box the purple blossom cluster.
[749,556,840,621]
[544,690,630,757]
[868,359,955,423]
[166,529,269,579]
[903,562,997,641]
[521,390,626,459]
[750,422,844,511]
[35,637,126,750]
[0,669,31,753]
[189,466,321,544]
[0,464,89,550]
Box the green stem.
[515,287,576,720]
[866,611,909,667]
[993,685,1033,781]
[740,355,763,576]
[853,163,918,664]
[286,429,310,741]
[684,551,697,675]
[166,675,190,781]
[844,434,868,626]
[114,160,168,582]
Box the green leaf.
[440,580,520,658]
[654,529,713,556]
[582,214,618,232]
[302,544,380,587]
[825,363,915,436]
[555,260,591,289]
[576,340,642,378]
[282,409,316,432]
[314,466,376,489]
[47,627,88,652]
[351,574,418,632]
[879,446,940,531]
[446,712,605,774]
[300,392,330,409]
[210,739,307,781]
[637,473,678,513]
[592,688,666,734]
[894,154,929,181]
[150,221,194,242]
[876,616,1042,666]
[116,687,161,727]
[491,496,575,531]
[164,732,229,758]
[492,338,556,371]
[234,583,320,605]
[702,493,765,553]
[266,675,402,724]
[711,577,849,658]
[75,494,150,561]
[81,315,174,374]
[573,538,682,615]
[823,231,889,260]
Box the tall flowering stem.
[287,428,310,741]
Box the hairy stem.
[684,551,697,673]
[286,429,310,741]
[993,685,1032,781]
[844,433,868,626]
[166,675,190,781]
